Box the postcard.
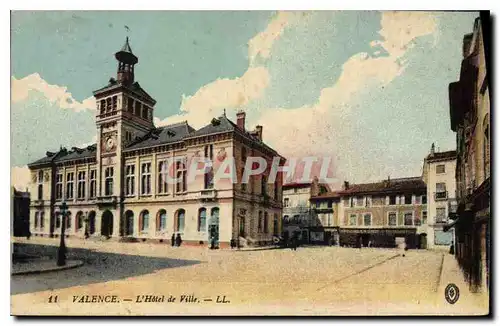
[10,10,491,316]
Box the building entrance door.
[209,210,220,248]
[101,210,113,237]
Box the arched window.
[88,211,96,235]
[210,207,219,222]
[55,212,61,228]
[264,212,269,233]
[66,212,72,230]
[175,209,185,232]
[34,212,39,229]
[140,210,150,232]
[157,209,167,231]
[273,213,279,235]
[198,208,207,232]
[76,211,84,231]
[124,210,134,236]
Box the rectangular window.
[204,145,214,189]
[241,147,247,192]
[89,170,97,198]
[125,164,135,196]
[436,164,446,174]
[134,101,141,116]
[422,195,427,204]
[436,207,446,223]
[127,97,134,112]
[404,194,412,205]
[389,195,397,205]
[435,183,447,200]
[55,172,63,200]
[105,167,114,196]
[157,161,168,194]
[356,196,364,207]
[327,201,333,208]
[34,212,39,229]
[422,211,427,224]
[284,198,289,207]
[363,213,372,226]
[77,171,86,199]
[100,99,105,114]
[141,162,151,195]
[40,212,44,229]
[175,159,187,193]
[388,212,397,226]
[37,170,43,200]
[404,212,413,226]
[112,96,117,111]
[66,172,74,199]
[349,214,357,226]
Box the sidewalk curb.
[11,260,84,276]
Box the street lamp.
[57,201,68,266]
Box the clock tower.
[92,37,157,236]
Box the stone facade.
[448,16,490,292]
[422,147,457,250]
[27,38,284,248]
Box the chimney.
[343,181,349,190]
[255,125,263,141]
[430,143,435,156]
[236,110,246,130]
[384,176,391,187]
[310,176,320,197]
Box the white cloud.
[11,73,96,112]
[11,166,31,191]
[254,11,439,185]
[155,11,305,128]
[248,11,307,66]
[372,11,438,59]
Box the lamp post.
[57,201,68,266]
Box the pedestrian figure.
[210,236,216,250]
[26,231,31,240]
[230,238,236,249]
[171,233,176,247]
[175,233,182,247]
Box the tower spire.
[115,37,138,85]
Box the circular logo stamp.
[444,283,460,304]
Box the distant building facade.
[313,177,428,248]
[422,146,457,250]
[27,37,284,248]
[12,187,30,237]
[282,178,330,243]
[448,17,490,292]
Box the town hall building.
[27,37,285,248]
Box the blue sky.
[11,11,479,188]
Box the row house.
[448,16,490,292]
[27,37,285,248]
[310,177,428,248]
[282,178,330,243]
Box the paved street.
[11,237,488,316]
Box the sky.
[11,10,479,190]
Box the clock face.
[105,137,115,151]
